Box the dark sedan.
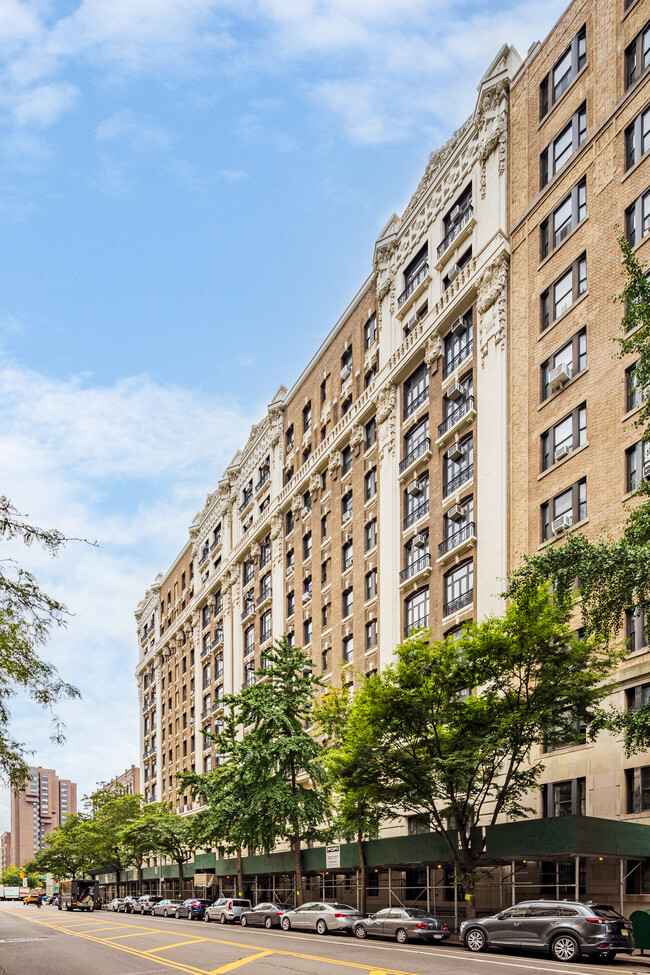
[354,907,450,944]
[175,898,211,920]
[240,902,293,929]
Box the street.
[1,902,649,975]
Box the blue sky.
[0,0,568,835]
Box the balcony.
[397,263,431,318]
[198,548,210,568]
[201,644,212,660]
[203,737,211,751]
[260,628,272,645]
[244,641,255,658]
[239,493,253,516]
[215,666,224,680]
[143,746,156,759]
[242,675,256,689]
[443,341,473,379]
[443,589,474,617]
[438,396,475,438]
[399,553,431,585]
[404,500,429,530]
[256,588,272,608]
[438,522,476,560]
[201,706,212,721]
[436,205,474,263]
[255,469,270,495]
[399,438,432,477]
[443,464,473,498]
[210,535,222,553]
[241,602,255,622]
[212,630,224,648]
[404,387,429,421]
[404,616,429,638]
[202,678,211,691]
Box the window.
[321,470,327,492]
[342,635,354,664]
[365,619,378,649]
[215,652,223,678]
[341,346,353,380]
[626,21,650,90]
[259,571,271,600]
[243,560,254,585]
[408,814,430,835]
[404,363,429,420]
[404,531,429,578]
[285,466,294,485]
[286,509,294,534]
[541,329,586,400]
[320,557,329,584]
[303,575,312,597]
[626,607,648,653]
[440,184,472,255]
[303,532,312,560]
[286,549,295,574]
[444,560,473,616]
[364,313,377,349]
[365,468,377,500]
[365,518,377,551]
[303,402,312,433]
[322,649,329,672]
[342,540,353,571]
[342,587,353,618]
[320,378,327,403]
[260,610,272,644]
[365,416,377,449]
[287,591,295,616]
[243,625,255,657]
[626,103,650,170]
[342,491,353,522]
[365,364,378,388]
[541,104,586,186]
[402,244,428,298]
[441,371,473,430]
[202,604,210,628]
[443,246,472,291]
[365,568,377,600]
[214,591,223,616]
[626,188,650,246]
[321,513,328,538]
[626,441,650,492]
[540,179,586,258]
[260,537,271,568]
[627,362,647,411]
[322,602,329,627]
[442,496,474,549]
[404,473,429,528]
[541,478,587,540]
[443,434,473,498]
[303,618,313,645]
[341,444,352,475]
[626,681,650,711]
[540,26,586,118]
[541,254,586,329]
[405,587,429,636]
[541,404,586,469]
[402,417,429,470]
[443,308,473,379]
[544,778,586,817]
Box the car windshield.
[405,909,434,918]
[592,905,625,919]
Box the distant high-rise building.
[0,830,11,872]
[10,766,77,867]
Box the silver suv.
[460,900,634,962]
[205,898,252,923]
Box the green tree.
[315,685,384,913]
[84,784,144,893]
[0,497,82,789]
[1,864,23,886]
[33,812,94,880]
[345,586,621,917]
[139,804,197,889]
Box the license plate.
[621,928,628,935]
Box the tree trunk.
[236,849,244,898]
[357,832,367,915]
[293,833,303,905]
[460,870,476,919]
[177,860,184,898]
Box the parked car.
[175,898,211,920]
[107,898,125,912]
[460,900,634,962]
[353,907,450,944]
[205,897,252,924]
[151,899,183,918]
[280,902,363,935]
[135,895,164,915]
[121,896,140,914]
[240,902,293,929]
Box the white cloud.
[95,109,171,151]
[0,355,263,829]
[12,80,78,127]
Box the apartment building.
[1,831,10,873]
[111,765,141,796]
[9,766,77,867]
[508,0,650,902]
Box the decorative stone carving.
[376,383,396,426]
[328,453,341,479]
[477,252,509,365]
[309,473,321,496]
[349,423,363,450]
[270,515,283,541]
[424,334,443,368]
[292,494,303,515]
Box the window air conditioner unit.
[554,443,572,461]
[406,312,420,331]
[447,263,461,282]
[447,503,464,522]
[549,363,572,391]
[341,364,352,382]
[644,462,650,482]
[447,381,464,402]
[450,204,462,223]
[413,533,428,549]
[301,506,311,518]
[451,316,466,336]
[551,512,573,535]
[189,717,195,724]
[447,441,464,462]
[302,592,311,603]
[406,480,423,497]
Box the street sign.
[325,845,340,869]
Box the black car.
[460,900,634,962]
[240,902,293,929]
[175,898,211,920]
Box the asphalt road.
[1,902,650,975]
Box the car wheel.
[220,913,227,924]
[241,916,247,927]
[551,935,580,962]
[395,928,408,944]
[354,925,367,940]
[150,909,155,916]
[316,919,328,935]
[163,909,168,917]
[141,907,146,915]
[265,917,273,929]
[205,912,211,922]
[465,928,487,952]
[281,917,291,931]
